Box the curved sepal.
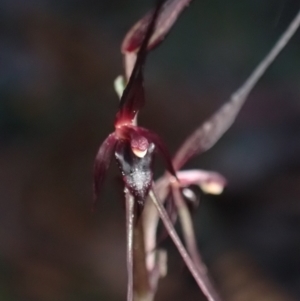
[116,1,165,124]
[121,0,193,54]
[93,133,117,208]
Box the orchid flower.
[93,0,177,212]
[94,0,300,300]
[95,1,223,300]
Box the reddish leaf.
[117,0,165,123]
[93,133,117,206]
[122,0,193,53]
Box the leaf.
[93,133,117,207]
[117,0,165,123]
[122,0,194,53]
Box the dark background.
[1,0,300,300]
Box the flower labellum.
[130,135,149,158]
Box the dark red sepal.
[121,0,193,53]
[115,70,145,125]
[117,0,165,123]
[93,133,117,208]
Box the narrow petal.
[116,1,165,124]
[135,127,177,178]
[176,169,227,195]
[122,0,193,53]
[93,133,117,207]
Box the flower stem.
[133,218,152,301]
[149,189,221,301]
[126,192,135,301]
[126,192,153,301]
[173,187,205,272]
[172,187,221,301]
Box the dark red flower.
[93,0,176,210]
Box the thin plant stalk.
[126,192,135,301]
[133,219,152,301]
[149,189,220,301]
[143,177,170,271]
[126,192,153,301]
[173,186,222,301]
[172,186,206,273]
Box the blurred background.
[1,0,300,300]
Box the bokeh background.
[1,0,300,300]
